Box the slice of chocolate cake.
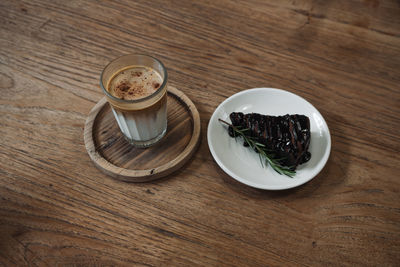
[229,112,311,170]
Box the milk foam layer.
[108,66,163,100]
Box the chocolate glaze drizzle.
[229,112,311,170]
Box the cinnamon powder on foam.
[108,66,162,100]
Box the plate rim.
[207,87,331,190]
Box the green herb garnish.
[219,118,295,177]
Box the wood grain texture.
[84,87,201,182]
[0,0,399,266]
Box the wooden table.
[1,0,399,266]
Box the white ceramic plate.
[207,88,331,190]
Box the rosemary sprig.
[219,118,295,177]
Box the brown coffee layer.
[110,92,167,113]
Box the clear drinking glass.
[100,54,168,147]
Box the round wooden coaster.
[84,86,201,182]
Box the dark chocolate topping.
[229,112,311,170]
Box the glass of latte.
[100,54,168,147]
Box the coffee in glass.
[101,54,168,147]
